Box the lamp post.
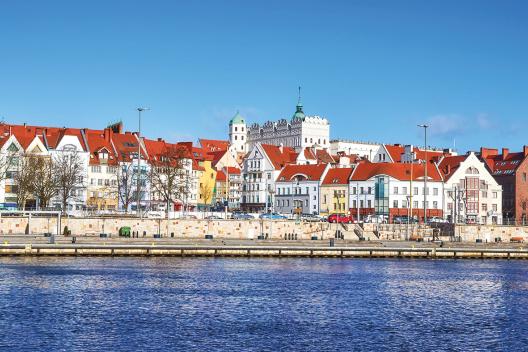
[417,124,429,225]
[136,107,149,219]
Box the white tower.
[229,111,247,153]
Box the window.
[492,204,497,211]
[524,173,527,182]
[367,200,372,208]
[352,187,356,195]
[368,187,372,194]
[352,200,357,208]
[413,187,418,195]
[482,191,488,198]
[492,192,498,199]
[402,187,407,195]
[447,203,453,210]
[433,201,438,209]
[433,188,438,196]
[393,187,398,195]
[482,203,487,212]
[360,187,364,194]
[97,179,102,186]
[413,201,418,208]
[305,200,308,207]
[393,200,398,208]
[323,195,327,204]
[91,165,101,173]
[402,200,407,208]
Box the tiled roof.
[322,167,354,185]
[224,166,241,174]
[437,155,468,179]
[199,139,229,152]
[112,132,147,162]
[351,162,443,181]
[277,164,328,182]
[86,129,118,165]
[385,144,445,163]
[216,170,227,182]
[261,144,298,170]
[483,151,526,176]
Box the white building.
[228,112,247,154]
[330,140,381,161]
[246,98,330,151]
[348,162,445,222]
[438,152,502,225]
[241,142,297,212]
[274,164,329,215]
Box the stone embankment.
[1,216,528,243]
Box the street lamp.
[417,124,428,225]
[137,107,150,219]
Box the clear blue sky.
[1,0,527,152]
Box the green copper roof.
[229,111,245,125]
[292,103,305,120]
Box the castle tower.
[229,111,247,153]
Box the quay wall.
[1,216,528,242]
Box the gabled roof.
[224,166,241,174]
[85,129,118,165]
[208,150,227,167]
[277,164,328,182]
[482,150,526,176]
[112,132,147,162]
[437,155,469,180]
[322,167,354,185]
[261,144,298,170]
[351,162,443,181]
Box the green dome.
[229,111,245,125]
[292,103,305,120]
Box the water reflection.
[0,257,526,351]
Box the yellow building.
[320,168,354,216]
[193,147,216,209]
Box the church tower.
[229,111,247,153]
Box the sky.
[1,0,527,153]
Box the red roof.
[482,149,526,176]
[322,168,354,185]
[351,162,443,181]
[437,155,468,179]
[86,129,118,165]
[277,164,328,182]
[216,170,227,182]
[385,144,445,163]
[261,144,298,170]
[224,166,241,174]
[112,132,147,162]
[199,139,229,153]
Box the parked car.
[259,213,288,220]
[327,213,353,224]
[393,216,418,224]
[364,215,387,224]
[300,214,323,222]
[428,216,448,224]
[205,215,223,220]
[231,212,255,220]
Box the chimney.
[157,138,163,142]
[502,148,509,160]
[524,146,528,157]
[480,147,498,159]
[103,128,113,142]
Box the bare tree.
[200,183,214,209]
[117,163,136,213]
[149,145,191,218]
[32,155,57,208]
[15,155,37,209]
[53,150,85,213]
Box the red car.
[327,213,353,224]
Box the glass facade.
[374,176,389,215]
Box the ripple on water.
[0,257,527,352]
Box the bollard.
[171,232,174,238]
[329,238,335,247]
[72,236,76,244]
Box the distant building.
[329,140,381,161]
[245,94,330,151]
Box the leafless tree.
[200,182,214,209]
[117,163,136,213]
[15,155,37,209]
[31,155,57,209]
[149,145,191,218]
[53,150,85,213]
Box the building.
[246,97,330,151]
[320,167,354,215]
[374,144,453,163]
[274,163,329,215]
[329,140,381,161]
[228,112,247,154]
[215,167,242,210]
[480,147,528,223]
[241,143,297,212]
[438,152,502,224]
[349,162,444,222]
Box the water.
[0,258,527,352]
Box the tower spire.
[297,86,302,105]
[292,86,305,120]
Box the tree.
[15,155,37,209]
[32,155,57,208]
[149,145,191,218]
[53,150,85,214]
[117,163,136,213]
[200,183,214,209]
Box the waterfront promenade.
[1,235,526,259]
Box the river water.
[0,257,526,351]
